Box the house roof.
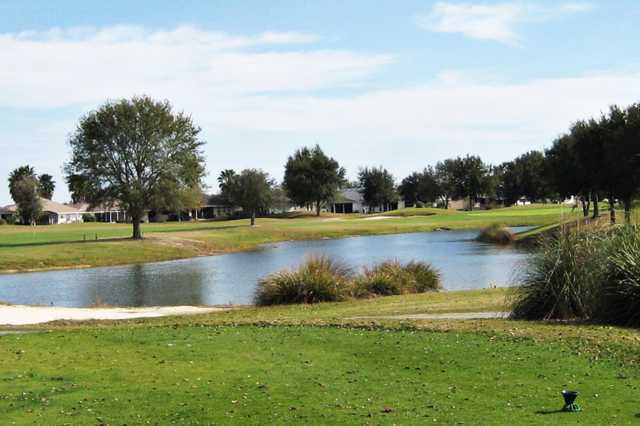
[2,199,83,214]
[334,188,363,203]
[70,202,123,213]
[1,204,17,213]
[40,199,83,214]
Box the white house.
[2,199,84,224]
[330,188,404,214]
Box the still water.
[0,229,531,307]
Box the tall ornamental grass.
[255,256,352,306]
[353,260,441,297]
[599,226,640,326]
[510,228,609,320]
[255,257,440,306]
[511,225,640,326]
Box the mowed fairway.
[0,205,577,272]
[1,322,638,424]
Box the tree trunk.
[592,192,599,219]
[316,201,321,216]
[468,195,473,211]
[609,193,616,225]
[580,197,589,218]
[132,215,142,240]
[623,198,632,224]
[251,209,256,226]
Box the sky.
[2,0,640,205]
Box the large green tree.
[66,174,95,204]
[451,155,491,211]
[498,151,549,205]
[11,175,42,225]
[38,174,56,200]
[399,167,439,206]
[283,145,346,215]
[8,165,36,202]
[434,159,457,209]
[221,169,274,226]
[358,167,397,211]
[605,103,640,223]
[65,96,205,239]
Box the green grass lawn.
[2,288,639,424]
[0,204,578,272]
[2,325,639,424]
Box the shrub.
[476,224,514,244]
[415,201,426,208]
[354,260,440,297]
[510,228,609,320]
[82,213,96,222]
[0,218,6,225]
[255,256,351,305]
[598,226,640,326]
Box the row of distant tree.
[397,103,640,223]
[6,96,639,237]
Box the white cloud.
[0,26,390,109]
[1,24,639,205]
[418,2,594,46]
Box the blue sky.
[2,1,640,204]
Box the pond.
[0,228,531,307]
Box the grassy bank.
[2,288,639,424]
[0,205,575,272]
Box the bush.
[256,257,440,305]
[82,213,96,222]
[510,228,609,320]
[598,226,640,326]
[0,218,6,225]
[476,224,514,244]
[354,260,440,298]
[255,256,352,306]
[415,201,426,208]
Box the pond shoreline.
[0,223,540,276]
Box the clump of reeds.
[476,224,515,245]
[510,228,609,320]
[254,255,352,305]
[255,257,440,305]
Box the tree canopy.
[38,174,56,200]
[358,167,397,211]
[220,169,274,226]
[283,145,345,215]
[398,167,439,206]
[65,96,205,239]
[9,172,41,225]
[498,151,550,205]
[451,155,491,211]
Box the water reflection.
[0,228,531,307]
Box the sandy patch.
[321,218,343,222]
[362,216,394,221]
[0,305,228,326]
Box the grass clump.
[476,224,514,244]
[256,257,440,305]
[511,225,640,325]
[255,256,352,305]
[511,228,608,320]
[599,225,640,326]
[354,260,441,298]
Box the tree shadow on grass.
[535,409,564,415]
